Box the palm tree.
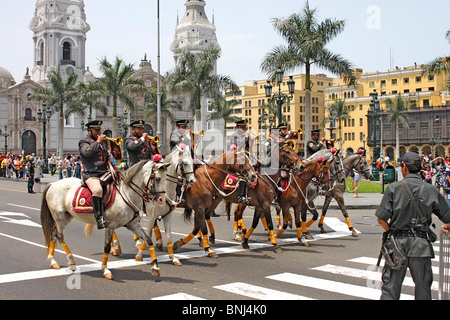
[384,94,410,162]
[31,71,79,157]
[65,81,108,121]
[423,30,450,90]
[168,48,239,126]
[144,85,182,124]
[207,97,241,150]
[98,56,147,136]
[261,0,356,153]
[321,98,353,150]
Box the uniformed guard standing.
[376,152,450,300]
[170,120,191,151]
[306,129,326,158]
[79,120,113,229]
[229,119,254,204]
[26,156,35,194]
[125,120,158,167]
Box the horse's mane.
[123,160,152,186]
[306,149,333,162]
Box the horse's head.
[329,149,346,184]
[355,155,372,180]
[314,157,331,192]
[148,161,170,205]
[175,145,196,187]
[280,144,305,173]
[233,148,257,185]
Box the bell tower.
[29,0,90,84]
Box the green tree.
[384,94,410,162]
[31,71,79,157]
[144,85,182,123]
[261,0,356,153]
[168,48,239,125]
[321,98,354,150]
[423,30,450,90]
[98,56,147,136]
[65,81,108,121]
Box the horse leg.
[294,205,309,247]
[205,197,221,245]
[110,232,122,256]
[127,223,160,277]
[160,213,182,266]
[335,194,358,237]
[262,204,282,253]
[51,220,76,271]
[101,228,115,280]
[301,202,314,240]
[153,221,164,251]
[242,208,260,249]
[275,203,291,239]
[197,209,218,259]
[318,196,333,233]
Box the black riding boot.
[92,196,108,230]
[238,180,249,204]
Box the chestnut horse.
[173,148,257,257]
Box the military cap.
[235,119,248,126]
[130,120,145,128]
[85,120,103,129]
[175,120,189,126]
[311,129,321,135]
[277,123,289,129]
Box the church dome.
[0,66,15,89]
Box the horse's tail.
[225,201,231,221]
[84,224,94,239]
[40,184,54,253]
[182,207,193,223]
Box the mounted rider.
[229,119,255,204]
[125,120,160,168]
[306,129,326,158]
[79,120,113,229]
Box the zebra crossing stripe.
[348,257,441,275]
[312,264,439,291]
[213,282,314,300]
[266,272,415,300]
[152,293,205,300]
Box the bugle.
[146,135,160,144]
[106,136,124,163]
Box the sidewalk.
[0,173,383,210]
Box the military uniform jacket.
[170,130,191,151]
[229,131,253,153]
[376,174,450,258]
[125,135,154,167]
[306,139,324,158]
[79,135,113,179]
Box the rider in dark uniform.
[229,119,254,204]
[170,120,191,151]
[79,120,113,229]
[306,129,326,158]
[125,120,158,167]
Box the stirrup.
[96,216,108,230]
[238,196,250,204]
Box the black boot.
[238,180,250,204]
[92,196,108,230]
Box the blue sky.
[1,0,449,86]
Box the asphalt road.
[0,178,446,304]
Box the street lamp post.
[370,90,380,160]
[37,103,52,174]
[0,125,13,154]
[264,68,295,127]
[117,110,129,167]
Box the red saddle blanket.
[72,186,116,214]
[221,174,258,191]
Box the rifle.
[376,231,389,271]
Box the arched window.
[39,42,44,62]
[25,108,33,121]
[63,42,71,61]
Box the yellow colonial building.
[227,73,333,155]
[325,65,450,161]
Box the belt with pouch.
[391,230,429,239]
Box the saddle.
[220,174,258,191]
[73,177,117,214]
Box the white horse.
[40,159,169,280]
[134,145,196,266]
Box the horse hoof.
[172,260,183,266]
[103,270,114,280]
[51,263,60,270]
[304,233,314,240]
[209,235,215,244]
[235,237,243,243]
[135,255,143,262]
[110,248,120,256]
[242,240,250,250]
[207,251,219,259]
[351,229,359,237]
[173,240,183,251]
[273,246,283,254]
[151,268,160,277]
[68,264,77,272]
[156,242,164,251]
[301,240,310,247]
[320,228,327,234]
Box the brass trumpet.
[191,130,205,137]
[105,136,124,163]
[146,135,160,144]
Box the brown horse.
[208,144,305,243]
[172,148,257,258]
[275,158,331,246]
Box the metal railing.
[439,231,450,300]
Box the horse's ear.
[156,162,171,170]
